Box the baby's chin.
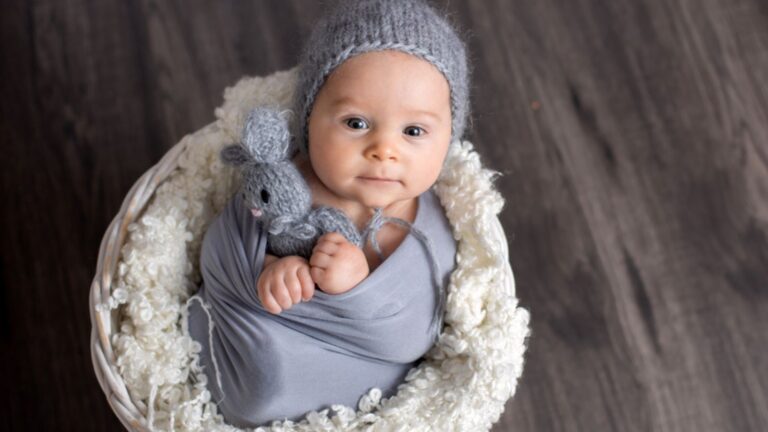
[328,181,424,211]
[347,194,393,209]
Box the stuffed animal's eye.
[260,189,270,204]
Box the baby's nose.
[364,139,399,162]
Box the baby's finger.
[271,282,293,310]
[319,232,346,245]
[309,250,333,269]
[310,266,325,284]
[260,280,282,314]
[298,265,314,301]
[313,239,339,256]
[284,271,302,304]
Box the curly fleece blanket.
[108,68,530,431]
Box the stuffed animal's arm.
[309,207,363,247]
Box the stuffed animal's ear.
[242,107,293,163]
[220,144,251,166]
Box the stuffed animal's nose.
[251,208,263,217]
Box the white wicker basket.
[90,67,530,431]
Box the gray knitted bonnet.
[293,0,471,152]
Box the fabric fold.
[187,189,456,427]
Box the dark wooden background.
[1,0,767,430]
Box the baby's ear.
[220,144,251,166]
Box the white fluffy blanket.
[108,67,530,431]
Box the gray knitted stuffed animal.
[221,107,362,258]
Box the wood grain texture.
[1,0,766,430]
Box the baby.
[260,47,456,311]
[187,0,470,426]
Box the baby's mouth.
[251,208,263,217]
[357,175,400,184]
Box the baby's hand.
[257,255,315,314]
[310,232,370,294]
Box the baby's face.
[307,50,452,209]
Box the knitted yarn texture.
[293,0,471,152]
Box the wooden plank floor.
[1,0,766,430]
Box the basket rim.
[90,137,191,431]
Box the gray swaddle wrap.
[186,189,456,427]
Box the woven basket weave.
[90,68,530,431]
[90,137,189,431]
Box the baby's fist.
[257,255,315,314]
[310,232,369,294]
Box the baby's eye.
[404,126,425,137]
[345,117,369,130]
